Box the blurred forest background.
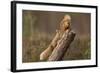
[22,10,91,63]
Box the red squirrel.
[40,15,71,61]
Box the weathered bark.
[48,30,75,61]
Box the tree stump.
[48,30,75,61]
[40,14,75,61]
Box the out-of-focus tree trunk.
[28,11,36,44]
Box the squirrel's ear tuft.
[64,14,71,21]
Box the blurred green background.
[22,10,91,63]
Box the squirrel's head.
[63,15,71,24]
[60,15,71,31]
